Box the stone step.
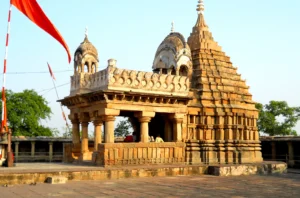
[0,162,287,185]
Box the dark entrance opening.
[149,113,169,141]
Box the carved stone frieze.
[70,67,190,97]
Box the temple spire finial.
[197,0,205,14]
[171,21,175,33]
[85,26,88,37]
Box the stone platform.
[0,161,286,185]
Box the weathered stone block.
[46,176,68,184]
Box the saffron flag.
[10,0,71,63]
[47,62,56,80]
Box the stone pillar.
[103,116,115,143]
[139,117,152,143]
[81,122,89,153]
[49,142,53,162]
[31,141,35,159]
[271,142,276,161]
[14,142,19,162]
[288,142,294,167]
[62,143,66,162]
[134,112,155,143]
[173,117,183,142]
[87,62,92,73]
[164,119,172,142]
[71,119,81,153]
[93,119,103,151]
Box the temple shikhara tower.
[61,0,263,166]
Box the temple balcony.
[70,66,190,97]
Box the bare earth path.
[0,172,299,198]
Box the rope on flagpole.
[1,4,12,132]
[48,64,71,135]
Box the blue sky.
[0,0,299,135]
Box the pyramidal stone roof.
[187,5,256,111]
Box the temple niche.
[60,0,262,166]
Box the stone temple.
[60,1,263,166]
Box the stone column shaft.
[139,117,151,143]
[173,118,183,142]
[49,142,53,162]
[31,141,35,158]
[103,116,115,143]
[288,142,294,167]
[164,119,172,142]
[72,120,81,152]
[81,122,89,153]
[14,142,19,162]
[94,120,103,151]
[271,142,276,160]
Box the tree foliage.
[114,118,132,137]
[256,101,300,136]
[0,89,55,137]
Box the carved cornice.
[59,90,192,107]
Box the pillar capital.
[71,119,79,124]
[69,113,79,121]
[15,141,19,145]
[48,142,53,145]
[81,122,89,127]
[98,108,120,117]
[79,112,90,123]
[173,117,183,123]
[93,119,103,126]
[138,116,152,123]
[103,115,116,122]
[91,116,103,126]
[170,113,185,123]
[134,111,155,119]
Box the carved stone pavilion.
[60,1,263,166]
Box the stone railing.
[95,142,185,166]
[70,66,190,96]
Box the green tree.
[256,101,300,136]
[0,89,55,137]
[114,118,132,137]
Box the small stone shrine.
[60,0,263,166]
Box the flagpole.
[48,64,71,135]
[0,3,13,166]
[1,4,12,132]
